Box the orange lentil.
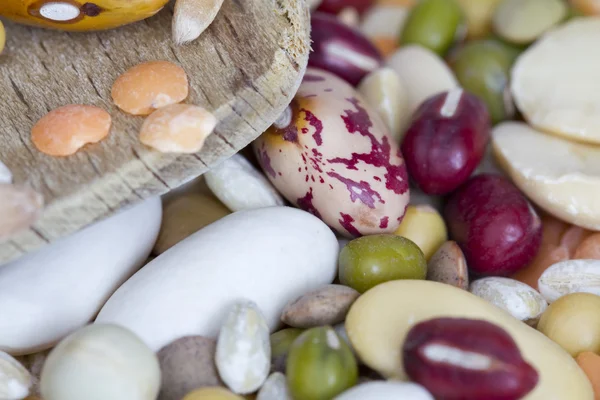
[561,226,593,258]
[376,0,416,6]
[540,213,570,247]
[575,233,600,260]
[111,60,189,116]
[577,352,600,400]
[371,36,400,58]
[31,104,111,156]
[139,104,217,154]
[512,244,569,290]
[570,0,600,15]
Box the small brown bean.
[281,284,360,328]
[426,241,468,290]
[157,336,223,400]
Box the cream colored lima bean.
[40,324,160,400]
[345,280,594,399]
[96,207,338,351]
[492,122,600,230]
[538,259,600,303]
[0,198,162,356]
[511,18,600,144]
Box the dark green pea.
[401,0,465,56]
[449,39,516,124]
[270,328,304,373]
[338,234,427,294]
[286,326,358,400]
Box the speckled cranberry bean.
[253,68,410,238]
[401,89,491,195]
[309,13,383,86]
[444,174,542,277]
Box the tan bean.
[153,193,230,255]
[537,293,600,357]
[394,205,447,261]
[280,284,360,328]
[426,241,468,290]
[157,336,223,400]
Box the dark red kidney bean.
[403,318,539,400]
[316,0,376,15]
[401,89,491,196]
[309,12,383,86]
[444,174,542,277]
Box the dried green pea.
[401,0,465,56]
[449,39,516,124]
[286,326,358,400]
[338,234,427,294]
[270,328,304,373]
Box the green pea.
[286,326,358,400]
[449,39,516,124]
[270,328,304,373]
[401,0,465,56]
[338,234,427,294]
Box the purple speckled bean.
[309,13,383,86]
[253,68,410,238]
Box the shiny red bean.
[309,12,383,86]
[316,0,376,15]
[401,89,490,195]
[444,174,542,277]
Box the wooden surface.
[0,0,310,264]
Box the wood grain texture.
[0,0,310,264]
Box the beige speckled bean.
[157,336,223,400]
[281,285,360,328]
[426,241,469,290]
[469,277,547,323]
